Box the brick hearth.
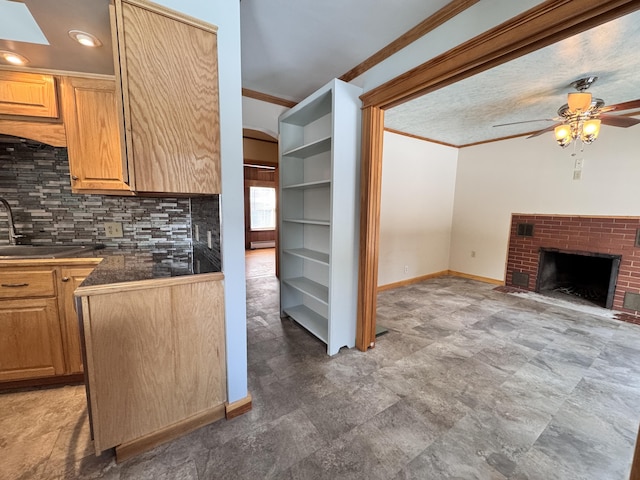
[506,214,640,316]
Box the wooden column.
[356,106,385,351]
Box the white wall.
[378,131,458,286]
[242,96,288,139]
[450,126,640,281]
[155,0,247,403]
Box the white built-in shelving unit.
[278,78,362,355]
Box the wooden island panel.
[79,273,226,458]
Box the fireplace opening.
[536,249,621,309]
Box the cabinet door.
[0,71,58,118]
[0,298,65,382]
[114,0,221,194]
[61,76,131,193]
[59,266,96,374]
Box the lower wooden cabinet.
[0,261,99,386]
[59,266,96,374]
[0,297,65,382]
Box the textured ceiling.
[385,10,640,147]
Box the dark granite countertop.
[0,244,221,288]
[78,246,220,287]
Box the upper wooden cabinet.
[0,0,221,196]
[0,71,58,119]
[61,76,130,193]
[112,0,221,194]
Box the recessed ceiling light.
[0,50,29,65]
[68,30,102,47]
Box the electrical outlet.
[404,265,409,274]
[195,225,200,241]
[573,170,582,181]
[104,222,123,238]
[207,230,213,249]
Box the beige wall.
[449,126,640,281]
[378,131,458,286]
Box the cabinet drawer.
[0,270,56,298]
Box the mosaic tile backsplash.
[0,139,220,269]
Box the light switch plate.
[104,222,123,238]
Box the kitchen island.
[1,245,228,460]
[73,248,226,462]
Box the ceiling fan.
[494,77,640,148]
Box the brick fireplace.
[506,214,640,317]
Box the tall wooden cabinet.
[278,79,362,355]
[111,0,221,194]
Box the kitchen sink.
[0,245,98,259]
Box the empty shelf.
[282,180,331,190]
[284,305,328,343]
[282,136,332,158]
[283,277,329,304]
[282,218,330,226]
[284,248,329,265]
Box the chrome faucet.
[0,197,22,245]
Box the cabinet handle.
[1,283,29,288]
[61,277,70,282]
[71,175,79,180]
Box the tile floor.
[2,266,640,479]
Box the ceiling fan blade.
[600,114,640,128]
[493,118,555,127]
[603,98,640,112]
[527,123,561,139]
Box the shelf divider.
[282,277,329,304]
[282,136,331,158]
[282,218,330,226]
[282,179,331,190]
[284,248,329,265]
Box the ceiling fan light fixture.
[581,118,601,144]
[68,30,102,47]
[567,92,592,113]
[554,124,573,147]
[0,50,29,65]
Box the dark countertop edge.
[75,271,224,297]
[0,247,221,288]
